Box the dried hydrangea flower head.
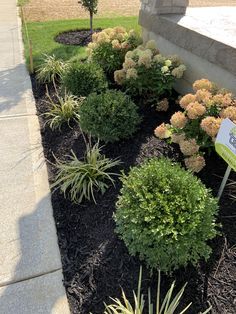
[193,78,213,92]
[114,69,126,85]
[171,64,186,78]
[154,123,171,139]
[179,138,199,156]
[184,155,206,173]
[145,39,157,50]
[138,51,152,68]
[156,98,169,112]
[212,93,233,107]
[196,89,212,103]
[123,57,136,70]
[126,68,138,80]
[170,111,188,129]
[153,54,166,63]
[168,54,182,66]
[179,94,196,109]
[186,102,206,119]
[200,117,222,138]
[220,106,236,121]
[171,132,186,144]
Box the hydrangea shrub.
[86,27,142,76]
[155,79,236,172]
[114,40,186,104]
[115,158,218,272]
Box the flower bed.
[32,27,236,314]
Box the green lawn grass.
[23,16,140,69]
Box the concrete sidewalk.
[0,1,70,313]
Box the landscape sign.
[215,118,236,171]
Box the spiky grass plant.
[36,54,68,83]
[52,141,121,203]
[44,91,83,130]
[104,267,212,314]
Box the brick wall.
[23,0,141,22]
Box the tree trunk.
[89,11,93,34]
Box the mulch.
[55,29,102,46]
[31,76,236,314]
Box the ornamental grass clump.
[36,54,68,84]
[44,91,83,131]
[114,40,186,104]
[115,158,218,273]
[79,90,141,143]
[52,141,121,204]
[86,27,141,76]
[104,267,212,314]
[154,79,236,172]
[62,61,108,97]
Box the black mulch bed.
[55,29,102,46]
[31,75,236,314]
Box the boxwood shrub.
[62,61,107,97]
[79,90,141,142]
[115,158,219,272]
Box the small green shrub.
[79,90,141,143]
[104,267,212,314]
[62,61,107,97]
[52,141,120,203]
[36,54,68,84]
[115,158,218,272]
[44,91,82,130]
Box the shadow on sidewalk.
[0,195,69,314]
[0,63,32,115]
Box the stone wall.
[141,0,236,14]
[141,0,188,14]
[23,0,140,22]
[139,0,236,94]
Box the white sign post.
[215,118,236,199]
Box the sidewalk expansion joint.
[0,113,36,120]
[0,267,63,288]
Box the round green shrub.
[79,90,141,143]
[62,61,107,97]
[115,158,218,272]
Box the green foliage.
[36,54,68,84]
[91,42,126,76]
[62,61,107,97]
[18,0,29,6]
[114,47,185,103]
[115,158,219,272]
[79,90,141,143]
[52,141,120,203]
[44,91,82,130]
[79,0,98,14]
[22,17,140,69]
[104,267,212,314]
[123,63,175,102]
